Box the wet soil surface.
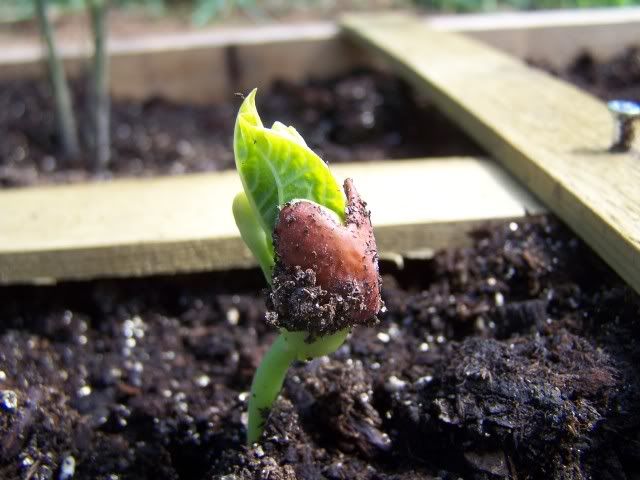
[0,69,482,188]
[1,216,639,479]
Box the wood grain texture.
[341,13,640,294]
[0,158,542,284]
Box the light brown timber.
[0,158,543,284]
[428,7,640,69]
[1,9,639,102]
[341,13,640,294]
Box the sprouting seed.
[232,89,383,444]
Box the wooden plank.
[0,23,370,104]
[2,9,639,101]
[0,158,543,284]
[341,13,640,294]
[430,8,640,69]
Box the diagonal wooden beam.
[341,13,640,294]
[0,158,542,284]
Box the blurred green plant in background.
[29,0,111,165]
[1,0,639,26]
[1,0,164,24]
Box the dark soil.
[532,45,640,102]
[0,69,482,188]
[1,215,639,480]
[3,45,638,189]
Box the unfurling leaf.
[233,89,345,235]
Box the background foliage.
[2,0,639,26]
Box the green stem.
[247,329,349,444]
[247,334,295,444]
[89,0,110,168]
[35,0,80,160]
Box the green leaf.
[232,192,274,282]
[233,89,345,235]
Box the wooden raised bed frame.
[3,8,639,103]
[0,8,638,294]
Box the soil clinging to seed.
[269,179,382,340]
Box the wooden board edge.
[426,6,640,31]
[0,215,541,285]
[1,9,638,101]
[339,13,640,295]
[0,155,546,284]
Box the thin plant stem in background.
[35,0,80,160]
[89,0,110,168]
